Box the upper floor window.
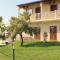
[27,9,33,14]
[35,7,41,20]
[19,8,26,14]
[50,4,57,11]
[35,7,41,13]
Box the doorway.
[34,28,40,40]
[50,26,57,40]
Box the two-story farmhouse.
[17,0,60,41]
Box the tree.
[0,16,6,40]
[9,12,39,46]
[0,16,3,29]
[0,17,6,32]
[0,16,3,38]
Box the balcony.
[30,13,41,22]
[30,10,60,22]
[56,10,60,19]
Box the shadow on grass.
[23,42,60,47]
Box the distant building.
[17,0,60,41]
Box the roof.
[17,0,43,7]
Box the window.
[50,26,57,33]
[27,9,32,14]
[35,7,41,13]
[50,4,57,11]
[35,7,41,19]
[19,8,26,14]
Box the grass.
[0,40,60,60]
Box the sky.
[18,0,40,4]
[0,0,20,25]
[0,0,39,25]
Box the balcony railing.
[42,10,60,20]
[56,10,60,19]
[30,10,60,22]
[42,11,56,20]
[30,13,41,21]
[36,13,41,20]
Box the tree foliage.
[0,16,6,40]
[9,11,39,46]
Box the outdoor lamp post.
[12,41,15,60]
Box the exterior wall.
[18,1,60,41]
[33,21,60,41]
[26,3,41,22]
[18,1,60,22]
[30,1,60,22]
[40,22,50,41]
[56,2,60,19]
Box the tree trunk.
[20,34,23,46]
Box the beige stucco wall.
[30,2,60,22]
[18,1,60,41]
[40,22,50,41]
[33,21,60,41]
[18,1,60,21]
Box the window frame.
[27,8,33,14]
[35,7,41,13]
[50,4,57,11]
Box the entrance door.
[50,26,57,40]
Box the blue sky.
[18,0,40,4]
[0,0,20,25]
[0,0,39,25]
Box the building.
[17,0,60,41]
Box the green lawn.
[0,40,60,60]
